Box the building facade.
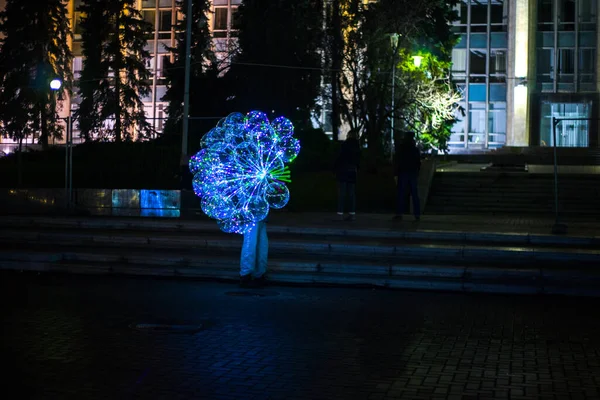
[1,0,598,154]
[450,0,600,151]
[0,0,241,153]
[71,0,240,140]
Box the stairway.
[427,172,600,215]
[1,216,600,296]
[446,147,600,166]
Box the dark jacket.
[335,138,361,183]
[395,143,421,175]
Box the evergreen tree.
[0,0,73,150]
[162,0,220,140]
[77,0,152,142]
[226,0,324,127]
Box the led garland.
[189,111,301,234]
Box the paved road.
[3,272,600,400]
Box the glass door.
[540,101,590,147]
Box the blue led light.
[189,111,301,234]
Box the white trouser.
[240,221,268,278]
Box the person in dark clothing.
[394,134,421,221]
[335,135,361,221]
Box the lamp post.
[50,79,62,146]
[181,0,193,163]
[390,33,399,162]
[50,78,72,208]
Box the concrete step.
[433,185,600,191]
[426,207,600,216]
[426,200,599,209]
[426,198,590,206]
[3,248,600,297]
[432,182,598,189]
[434,178,600,186]
[429,193,599,200]
[3,216,600,247]
[428,196,552,202]
[1,228,600,267]
[431,187,600,195]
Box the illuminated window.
[450,0,508,149]
[536,0,596,92]
[451,49,467,73]
[73,57,83,80]
[212,1,241,66]
[214,7,228,31]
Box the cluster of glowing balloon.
[189,111,301,234]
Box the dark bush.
[0,141,179,189]
[292,128,338,172]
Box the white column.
[507,0,530,146]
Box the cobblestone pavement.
[3,272,600,400]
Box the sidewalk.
[5,275,600,399]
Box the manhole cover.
[130,323,204,334]
[225,290,280,298]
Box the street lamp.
[50,78,62,91]
[412,55,423,68]
[49,79,62,146]
[390,33,399,162]
[49,77,73,208]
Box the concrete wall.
[1,189,181,217]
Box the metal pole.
[390,56,395,162]
[151,0,160,134]
[181,0,193,160]
[552,116,559,220]
[64,117,68,209]
[68,115,73,208]
[551,116,567,234]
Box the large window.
[142,9,172,39]
[213,0,241,38]
[450,0,508,150]
[141,0,176,136]
[536,0,597,93]
[212,0,242,68]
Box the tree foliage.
[323,0,344,141]
[395,51,462,153]
[0,0,73,149]
[330,0,460,157]
[226,0,324,128]
[77,0,152,142]
[162,0,222,141]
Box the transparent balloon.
[266,181,290,209]
[189,111,300,234]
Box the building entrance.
[540,102,591,147]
